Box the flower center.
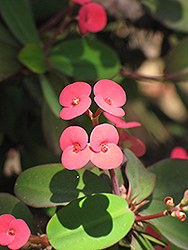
[73,143,81,153]
[8,229,16,236]
[100,142,108,153]
[104,97,112,105]
[72,97,80,106]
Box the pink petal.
[0,232,14,246]
[0,214,15,233]
[90,123,119,152]
[72,0,91,5]
[94,95,125,117]
[8,219,30,250]
[59,82,91,107]
[61,145,91,170]
[78,3,107,34]
[60,95,91,120]
[60,126,88,151]
[104,112,141,128]
[94,79,126,107]
[170,147,188,159]
[91,143,123,170]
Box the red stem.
[109,169,120,196]
[135,211,167,222]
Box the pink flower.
[90,123,123,169]
[59,82,91,120]
[78,3,107,35]
[0,214,30,250]
[60,126,91,170]
[170,147,188,159]
[104,112,141,129]
[94,79,126,117]
[72,0,91,5]
[119,131,146,157]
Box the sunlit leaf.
[47,193,134,250]
[48,38,121,81]
[14,164,112,207]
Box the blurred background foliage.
[0,0,188,196]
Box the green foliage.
[14,164,112,207]
[141,159,188,249]
[49,38,121,81]
[125,149,156,203]
[0,193,35,232]
[47,193,135,250]
[141,0,188,33]
[18,43,47,74]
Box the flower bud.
[171,210,186,221]
[164,196,174,211]
[180,189,188,206]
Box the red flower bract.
[0,214,30,250]
[104,112,141,129]
[59,82,91,120]
[78,3,107,35]
[72,0,91,5]
[94,79,126,117]
[170,146,188,159]
[60,126,91,170]
[90,123,123,169]
[119,131,146,157]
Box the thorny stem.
[38,7,70,35]
[109,169,121,196]
[135,211,166,222]
[120,67,188,82]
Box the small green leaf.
[131,233,156,250]
[47,193,135,250]
[141,0,188,33]
[0,193,35,232]
[141,232,166,247]
[141,159,188,250]
[48,38,121,81]
[0,42,21,82]
[39,74,61,118]
[14,164,112,207]
[125,149,156,203]
[18,43,47,74]
[0,0,39,45]
[165,37,188,82]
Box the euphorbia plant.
[1,79,187,250]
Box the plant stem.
[135,211,167,222]
[29,235,50,247]
[109,169,120,196]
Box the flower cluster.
[59,79,145,170]
[60,123,123,170]
[0,214,30,250]
[72,0,107,35]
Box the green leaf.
[131,233,156,250]
[140,0,188,33]
[42,99,67,156]
[39,74,61,118]
[125,149,156,203]
[165,37,188,82]
[49,38,121,81]
[0,0,39,45]
[18,43,47,74]
[0,193,35,232]
[14,164,112,207]
[0,21,19,47]
[141,159,188,249]
[47,193,135,250]
[0,42,21,82]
